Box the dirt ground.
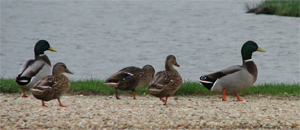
[1,93,299,129]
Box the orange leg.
[235,93,244,102]
[159,97,165,102]
[21,89,28,98]
[58,98,67,107]
[163,96,168,105]
[115,89,120,99]
[132,90,137,100]
[222,89,231,102]
[42,101,47,107]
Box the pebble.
[0,94,299,129]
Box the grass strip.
[1,78,299,96]
[245,0,299,17]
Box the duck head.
[165,55,180,71]
[52,62,73,76]
[241,41,266,61]
[34,40,57,58]
[142,65,155,77]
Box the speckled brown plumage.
[32,62,73,107]
[148,55,182,105]
[104,65,155,100]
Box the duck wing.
[16,55,52,87]
[148,71,171,90]
[31,75,56,92]
[16,59,45,85]
[199,65,242,89]
[104,66,143,83]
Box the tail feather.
[199,76,216,90]
[31,88,45,92]
[35,86,52,89]
[104,82,119,89]
[15,75,32,86]
[31,85,52,92]
[104,82,119,85]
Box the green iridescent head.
[241,41,266,61]
[34,40,56,57]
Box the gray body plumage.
[199,59,258,95]
[209,61,257,94]
[16,54,52,90]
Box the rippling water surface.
[1,0,299,84]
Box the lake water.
[1,0,299,84]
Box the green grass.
[245,0,300,17]
[1,78,299,96]
[0,78,20,93]
[70,79,115,95]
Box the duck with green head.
[15,40,57,97]
[199,41,266,101]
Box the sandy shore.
[1,93,299,129]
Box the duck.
[15,40,57,98]
[31,62,73,107]
[104,65,155,100]
[199,41,266,101]
[148,55,182,105]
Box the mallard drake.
[15,40,56,98]
[148,55,182,105]
[104,65,155,100]
[199,41,266,101]
[31,62,73,107]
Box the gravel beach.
[1,93,299,129]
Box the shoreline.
[245,0,300,17]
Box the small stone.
[0,95,298,129]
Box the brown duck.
[148,55,182,105]
[104,65,155,100]
[31,62,73,107]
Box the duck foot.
[159,96,168,105]
[159,97,165,102]
[132,91,137,100]
[222,89,231,102]
[163,96,168,105]
[115,89,121,100]
[58,99,67,107]
[42,101,47,107]
[21,89,28,98]
[235,93,248,102]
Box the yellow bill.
[49,47,57,52]
[257,47,266,52]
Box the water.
[1,0,299,84]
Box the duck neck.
[243,59,252,66]
[242,58,258,82]
[52,69,62,76]
[165,62,174,71]
[242,51,253,61]
[241,45,255,65]
[34,48,44,59]
[52,72,59,76]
